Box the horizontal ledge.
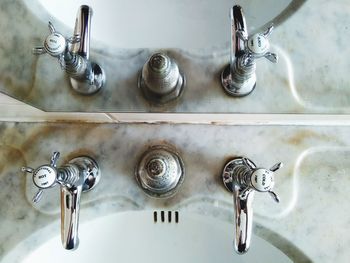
[1,110,350,126]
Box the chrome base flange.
[222,157,256,192]
[221,64,256,97]
[68,156,101,192]
[70,62,105,95]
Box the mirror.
[2,0,348,113]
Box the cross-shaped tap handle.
[32,22,80,58]
[248,161,283,203]
[21,151,60,203]
[237,25,278,63]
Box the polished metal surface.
[222,157,282,254]
[22,152,100,250]
[32,5,105,95]
[138,52,185,105]
[221,5,278,97]
[135,144,185,198]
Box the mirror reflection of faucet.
[32,5,105,95]
[222,157,282,254]
[221,5,278,97]
[22,152,101,250]
[138,53,185,105]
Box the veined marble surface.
[0,122,349,262]
[0,0,349,113]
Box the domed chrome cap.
[135,144,185,198]
[138,52,185,105]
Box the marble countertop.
[0,122,349,262]
[0,0,349,113]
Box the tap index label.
[33,165,57,189]
[251,169,274,192]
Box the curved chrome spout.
[233,186,254,254]
[60,184,83,250]
[73,5,92,59]
[230,5,248,71]
[58,157,100,250]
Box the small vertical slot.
[153,211,157,223]
[175,211,179,223]
[161,211,165,222]
[168,211,172,223]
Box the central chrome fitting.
[138,52,185,105]
[135,144,185,198]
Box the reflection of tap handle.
[32,22,80,59]
[21,151,60,203]
[32,22,67,57]
[245,159,282,202]
[237,25,278,63]
[32,22,85,74]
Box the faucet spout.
[73,5,92,59]
[57,157,100,250]
[234,186,254,254]
[60,184,82,250]
[230,5,248,70]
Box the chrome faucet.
[22,152,101,250]
[33,5,105,95]
[222,157,282,254]
[221,5,278,97]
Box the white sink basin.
[27,0,293,49]
[11,212,291,263]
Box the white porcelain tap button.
[33,165,57,189]
[44,33,66,56]
[247,33,269,55]
[250,168,274,192]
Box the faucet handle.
[22,152,60,203]
[32,22,68,57]
[238,25,278,63]
[223,157,282,202]
[249,162,283,203]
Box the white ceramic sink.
[12,211,291,263]
[27,0,293,49]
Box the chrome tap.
[221,5,278,97]
[22,152,101,250]
[33,5,105,95]
[222,157,282,254]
